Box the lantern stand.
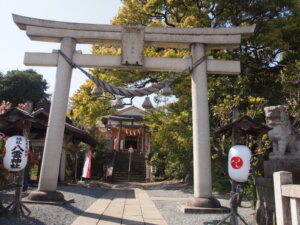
[215,108,271,225]
[5,101,33,216]
[217,180,248,225]
[5,171,31,215]
[217,109,247,225]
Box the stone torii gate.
[13,14,254,208]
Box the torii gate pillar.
[182,43,223,210]
[38,37,76,191]
[190,43,214,204]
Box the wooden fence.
[274,171,300,225]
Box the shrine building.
[98,106,150,182]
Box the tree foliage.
[68,79,116,127]
[111,0,300,186]
[0,69,48,107]
[69,1,300,195]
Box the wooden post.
[231,108,239,225]
[59,148,66,182]
[232,108,239,145]
[290,198,300,225]
[118,122,122,151]
[142,125,146,153]
[274,171,292,225]
[74,153,78,182]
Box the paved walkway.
[71,187,168,225]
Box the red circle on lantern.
[231,156,243,169]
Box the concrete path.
[71,188,168,225]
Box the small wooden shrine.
[0,99,97,183]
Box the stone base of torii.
[13,14,255,211]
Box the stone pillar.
[188,43,219,208]
[191,43,211,198]
[59,148,66,182]
[38,37,76,191]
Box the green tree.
[68,79,116,127]
[113,0,299,104]
[111,0,300,185]
[0,69,48,106]
[69,1,300,193]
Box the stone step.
[112,152,146,182]
[114,173,145,176]
[113,173,144,176]
[113,170,145,173]
[113,174,145,178]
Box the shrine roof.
[0,107,33,121]
[102,106,146,125]
[215,115,271,136]
[0,107,97,147]
[32,109,97,147]
[101,115,144,125]
[116,106,144,116]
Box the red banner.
[82,149,92,178]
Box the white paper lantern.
[228,145,252,183]
[3,136,29,172]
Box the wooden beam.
[24,52,240,74]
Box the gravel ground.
[0,181,255,225]
[0,185,108,225]
[143,182,255,225]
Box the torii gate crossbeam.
[13,14,255,210]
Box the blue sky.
[0,0,122,96]
[0,0,174,108]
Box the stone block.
[264,160,300,182]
